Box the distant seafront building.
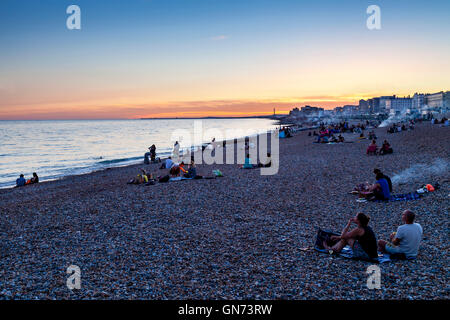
[289,106,324,118]
[342,105,359,115]
[412,93,426,110]
[284,89,449,120]
[390,96,412,112]
[359,99,370,114]
[425,91,450,110]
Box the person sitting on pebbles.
[358,172,391,201]
[366,139,378,155]
[379,140,393,155]
[183,159,201,179]
[378,210,423,259]
[323,212,378,260]
[15,174,26,187]
[160,157,174,169]
[127,169,151,184]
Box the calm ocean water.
[0,119,279,188]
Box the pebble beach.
[0,122,449,300]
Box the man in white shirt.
[160,157,173,169]
[378,210,423,258]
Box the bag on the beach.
[314,229,340,250]
[158,175,170,183]
[212,169,223,177]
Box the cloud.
[210,35,229,41]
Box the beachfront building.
[378,95,396,113]
[299,106,324,117]
[425,91,450,111]
[368,97,381,114]
[342,105,359,115]
[390,96,412,112]
[359,99,370,114]
[412,93,426,111]
[334,106,344,115]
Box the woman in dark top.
[150,144,156,162]
[323,212,378,259]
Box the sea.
[0,118,279,188]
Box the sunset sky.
[1,0,449,119]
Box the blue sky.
[1,0,449,119]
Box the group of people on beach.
[310,121,374,144]
[15,172,39,187]
[387,120,415,134]
[279,126,293,138]
[322,209,423,261]
[366,139,393,155]
[431,117,449,126]
[129,157,202,185]
[240,153,272,169]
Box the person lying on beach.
[160,157,174,169]
[366,140,378,155]
[26,172,39,185]
[322,212,378,260]
[373,168,392,192]
[379,140,393,155]
[378,210,422,259]
[359,172,391,200]
[15,174,26,187]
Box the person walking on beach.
[173,141,180,161]
[323,212,378,260]
[378,210,423,259]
